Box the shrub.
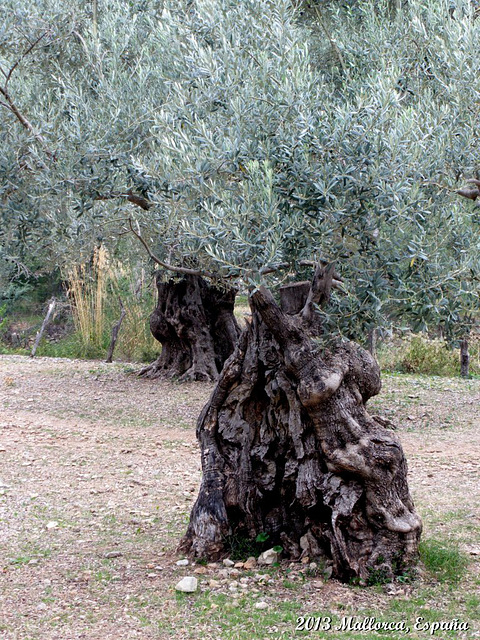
[378,334,480,377]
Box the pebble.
[324,565,333,579]
[255,601,269,610]
[208,579,221,588]
[223,558,235,567]
[176,559,189,566]
[257,548,278,566]
[105,551,123,559]
[175,576,198,593]
[244,556,257,569]
[194,566,208,574]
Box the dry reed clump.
[65,247,159,361]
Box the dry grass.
[0,356,479,640]
[66,246,110,352]
[64,248,158,361]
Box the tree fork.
[179,268,422,581]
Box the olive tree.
[2,0,480,580]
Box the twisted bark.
[139,274,240,382]
[179,270,421,581]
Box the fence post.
[460,338,469,378]
[105,299,126,363]
[31,298,56,357]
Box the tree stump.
[179,270,422,582]
[139,274,240,382]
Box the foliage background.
[1,0,480,355]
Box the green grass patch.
[419,538,469,584]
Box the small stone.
[208,579,220,588]
[384,582,397,595]
[223,558,235,567]
[234,562,244,568]
[105,551,123,559]
[194,566,208,574]
[257,548,278,566]
[147,573,158,578]
[176,559,189,566]
[207,562,218,568]
[229,568,240,577]
[219,569,229,578]
[323,565,333,580]
[46,521,58,530]
[175,576,198,593]
[309,562,318,570]
[255,601,268,610]
[301,556,310,564]
[244,556,257,569]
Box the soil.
[0,355,479,640]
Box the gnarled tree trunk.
[179,267,422,582]
[139,274,240,382]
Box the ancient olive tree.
[156,0,480,578]
[179,270,422,581]
[3,0,480,579]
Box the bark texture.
[179,270,422,582]
[139,275,240,382]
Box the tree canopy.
[1,0,480,339]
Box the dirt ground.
[0,355,479,640]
